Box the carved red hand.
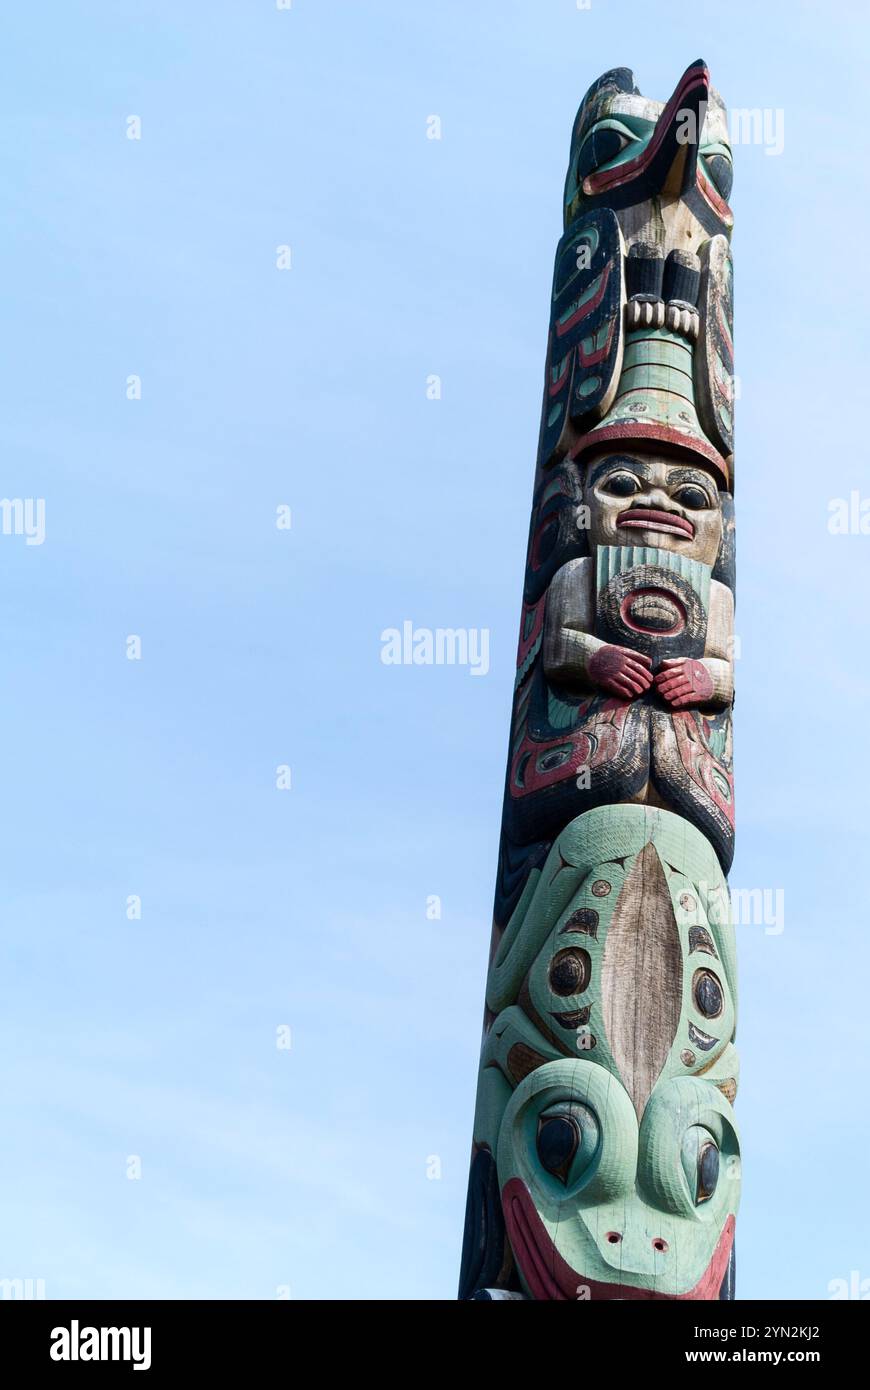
[654,657,714,708]
[588,644,653,699]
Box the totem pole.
[460,60,738,1301]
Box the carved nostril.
[653,1238,669,1253]
[605,1231,622,1245]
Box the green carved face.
[497,1063,739,1299]
[479,803,741,1299]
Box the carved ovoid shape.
[601,843,682,1119]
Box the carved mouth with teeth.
[617,507,695,539]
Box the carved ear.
[711,492,736,592]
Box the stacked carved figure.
[460,61,739,1301]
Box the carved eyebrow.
[666,467,718,494]
[586,456,650,489]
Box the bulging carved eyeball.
[535,1100,600,1187]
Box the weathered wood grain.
[460,58,740,1304]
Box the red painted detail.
[654,658,714,707]
[555,261,613,338]
[515,597,546,672]
[570,422,730,489]
[577,314,618,368]
[508,703,629,800]
[696,164,734,228]
[588,643,653,698]
[617,507,695,539]
[671,712,735,827]
[583,62,710,196]
[548,356,571,397]
[502,1176,735,1301]
[620,588,687,636]
[530,516,559,572]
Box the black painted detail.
[560,907,600,938]
[549,947,591,996]
[458,1149,507,1300]
[537,1115,579,1181]
[688,1021,718,1051]
[663,248,701,307]
[694,969,723,1018]
[697,1142,720,1202]
[688,926,717,956]
[705,153,733,203]
[626,241,664,298]
[551,1007,592,1030]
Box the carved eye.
[576,124,635,180]
[693,968,723,1019]
[536,1114,579,1182]
[672,484,710,510]
[536,1101,600,1186]
[697,1142,720,1203]
[681,1126,720,1206]
[704,152,733,202]
[602,472,640,498]
[548,947,591,997]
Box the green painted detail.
[576,374,601,398]
[550,352,569,384]
[618,334,695,395]
[558,269,605,325]
[481,1005,562,1078]
[547,403,563,428]
[582,324,718,456]
[514,632,543,691]
[511,687,533,755]
[596,545,712,615]
[538,478,567,506]
[622,329,692,364]
[711,767,732,802]
[619,361,693,393]
[513,752,530,789]
[471,1065,513,1157]
[626,326,689,352]
[546,688,585,730]
[563,114,657,218]
[706,722,729,761]
[498,1064,739,1298]
[480,803,740,1299]
[581,322,613,356]
[554,227,602,302]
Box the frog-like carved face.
[585,451,724,568]
[479,802,740,1300]
[498,1062,739,1300]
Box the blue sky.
[0,0,867,1300]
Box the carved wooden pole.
[460,60,738,1301]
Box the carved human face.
[584,452,723,567]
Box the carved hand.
[654,657,714,708]
[587,644,653,699]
